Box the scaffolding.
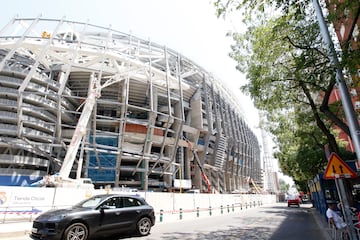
[0,17,261,193]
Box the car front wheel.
[136,217,152,236]
[63,222,89,240]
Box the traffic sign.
[323,152,357,179]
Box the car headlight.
[47,214,66,222]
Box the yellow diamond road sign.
[323,152,357,179]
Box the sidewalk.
[0,221,32,238]
[310,207,332,240]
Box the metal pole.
[335,178,357,240]
[313,0,360,164]
[313,1,360,239]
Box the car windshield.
[74,196,106,208]
[288,195,298,200]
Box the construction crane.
[250,178,263,194]
[186,140,211,193]
[193,152,211,193]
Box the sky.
[2,0,258,125]
[1,1,291,182]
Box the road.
[133,202,327,240]
[7,202,328,240]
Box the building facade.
[0,17,261,193]
[326,0,360,152]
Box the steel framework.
[0,17,261,193]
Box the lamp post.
[313,1,360,239]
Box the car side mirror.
[100,205,110,212]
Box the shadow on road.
[94,203,324,240]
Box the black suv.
[30,194,155,240]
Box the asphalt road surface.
[136,202,326,240]
[7,202,328,240]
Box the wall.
[0,186,276,223]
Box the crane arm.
[58,74,100,179]
[190,141,211,193]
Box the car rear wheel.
[136,217,152,236]
[63,222,89,240]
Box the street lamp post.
[313,1,360,239]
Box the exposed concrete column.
[115,74,129,187]
[142,87,158,191]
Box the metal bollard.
[221,205,223,214]
[180,208,183,220]
[232,204,234,212]
[240,203,243,210]
[197,207,200,217]
[209,206,212,216]
[227,204,230,213]
[160,209,163,222]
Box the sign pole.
[335,178,357,240]
[324,152,358,239]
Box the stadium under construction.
[0,17,262,193]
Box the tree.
[213,0,358,185]
[278,178,289,193]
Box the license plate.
[32,227,38,233]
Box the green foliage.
[213,0,359,185]
[278,179,289,193]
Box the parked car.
[287,195,301,207]
[301,194,309,203]
[30,194,155,240]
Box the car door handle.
[115,212,121,215]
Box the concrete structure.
[259,111,278,194]
[0,17,261,193]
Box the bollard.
[227,204,230,213]
[197,207,200,217]
[253,201,256,207]
[160,209,163,222]
[209,206,212,216]
[240,203,243,210]
[232,204,234,212]
[221,205,223,214]
[245,202,248,209]
[180,208,183,220]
